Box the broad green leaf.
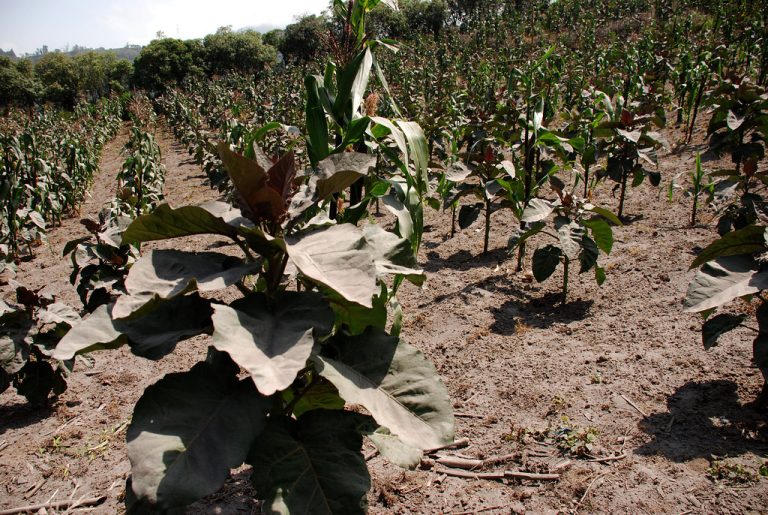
[324,283,388,336]
[218,143,287,220]
[211,292,334,396]
[54,295,213,361]
[584,204,622,225]
[113,250,259,319]
[578,235,599,273]
[286,224,378,308]
[334,48,372,121]
[555,217,584,260]
[595,265,606,285]
[284,379,345,418]
[508,221,545,252]
[521,198,555,223]
[249,411,369,515]
[726,109,744,131]
[361,224,424,285]
[367,427,422,469]
[532,245,562,282]
[122,202,242,245]
[444,162,472,182]
[584,218,613,254]
[315,153,377,201]
[37,303,81,326]
[0,322,33,375]
[127,362,269,511]
[312,327,454,450]
[353,414,421,468]
[690,225,766,268]
[702,313,747,349]
[683,256,768,313]
[337,116,371,150]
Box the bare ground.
[1,120,767,514]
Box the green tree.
[35,52,79,108]
[202,26,277,76]
[133,38,203,91]
[280,15,329,62]
[0,57,40,109]
[262,28,285,49]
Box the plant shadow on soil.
[424,248,507,273]
[0,401,54,435]
[491,292,594,335]
[636,380,768,462]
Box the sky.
[0,0,327,55]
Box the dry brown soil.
[1,120,767,514]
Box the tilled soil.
[1,120,767,514]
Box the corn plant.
[114,127,165,218]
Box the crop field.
[1,0,768,513]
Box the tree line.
[1,0,621,111]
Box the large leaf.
[726,109,745,131]
[312,327,454,449]
[583,217,613,254]
[690,225,767,269]
[444,162,472,182]
[249,411,369,514]
[122,202,243,245]
[37,303,81,326]
[508,221,545,252]
[0,321,33,375]
[211,292,334,396]
[361,224,424,284]
[286,224,378,308]
[684,256,768,313]
[53,295,213,361]
[555,217,584,260]
[532,245,562,282]
[521,198,555,223]
[353,414,422,468]
[127,362,269,511]
[315,153,377,201]
[324,283,388,336]
[218,143,288,221]
[578,235,599,273]
[113,250,260,319]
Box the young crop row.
[1,0,767,512]
[0,97,167,407]
[0,97,123,266]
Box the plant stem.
[562,257,569,305]
[483,199,492,254]
[618,167,628,220]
